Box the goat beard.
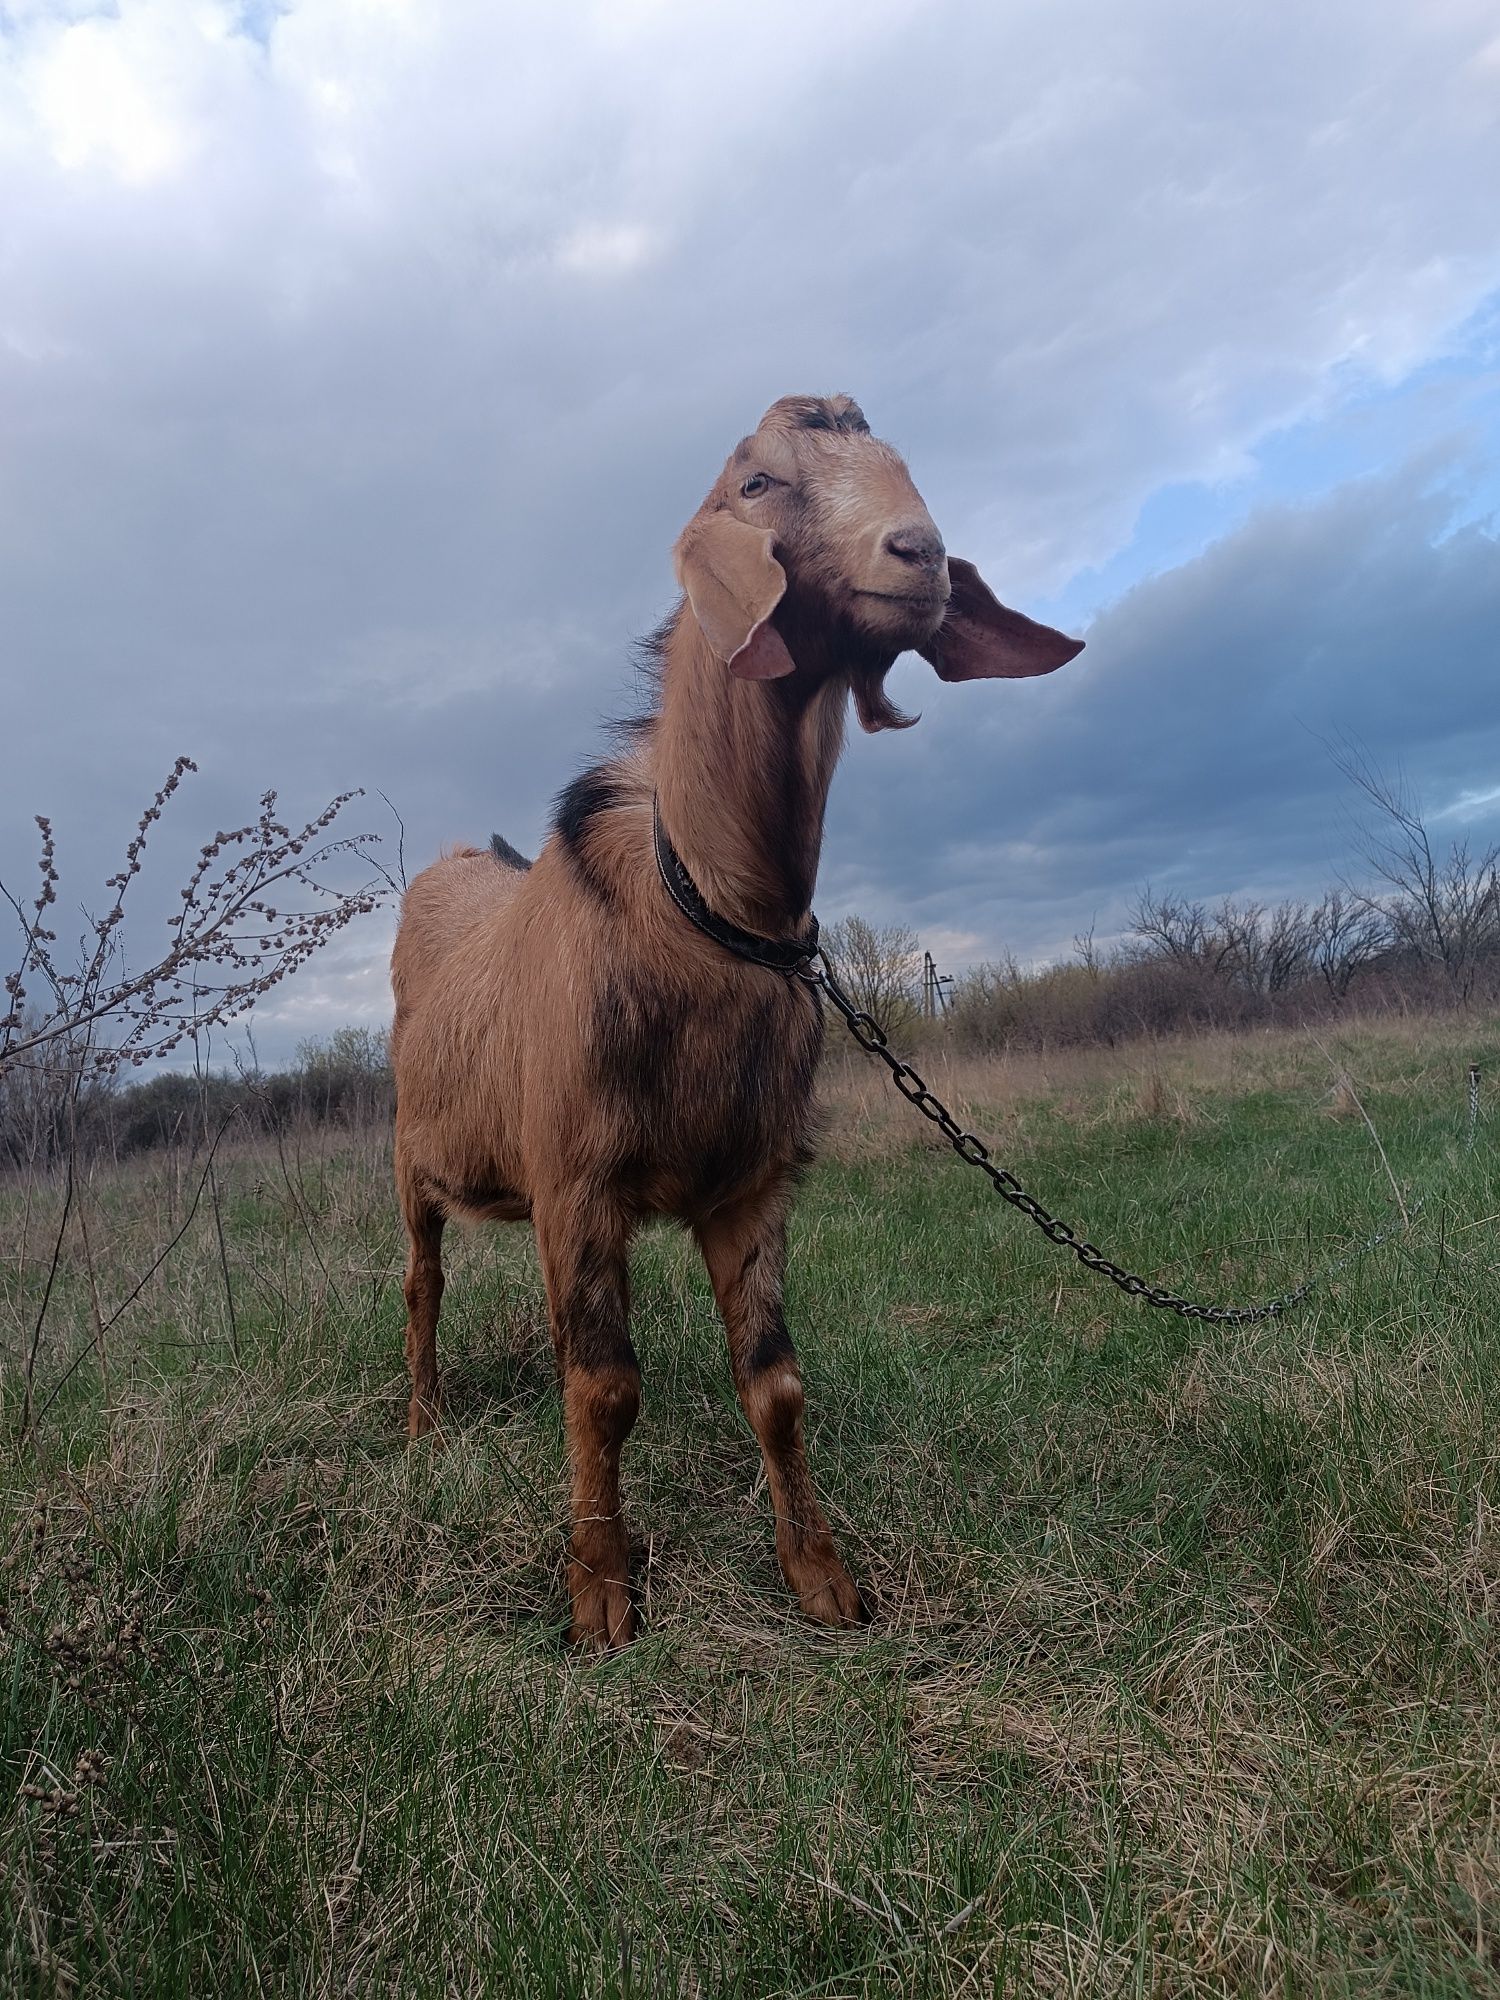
[849,660,918,734]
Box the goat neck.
[653,608,848,943]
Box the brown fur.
[391,393,1082,1647]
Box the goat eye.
[741,473,770,498]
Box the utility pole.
[922,950,953,1019]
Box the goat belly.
[588,971,821,1215]
[424,1172,532,1223]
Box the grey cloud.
[3,0,1499,1057]
[824,463,1500,963]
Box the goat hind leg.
[399,1171,446,1440]
[534,1199,640,1649]
[697,1197,864,1628]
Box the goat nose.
[885,523,946,570]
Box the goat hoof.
[785,1543,866,1629]
[406,1397,442,1442]
[568,1578,636,1652]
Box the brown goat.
[390,394,1083,1648]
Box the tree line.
[825,758,1499,1050]
[3,752,1494,1170]
[0,1026,394,1174]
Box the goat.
[390,393,1083,1649]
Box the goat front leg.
[697,1195,864,1628]
[533,1198,640,1650]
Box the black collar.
[652,795,820,976]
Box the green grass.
[2,1018,1498,1996]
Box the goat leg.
[398,1170,446,1441]
[534,1198,640,1649]
[697,1194,865,1628]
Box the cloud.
[825,459,1500,963]
[2,0,1499,1057]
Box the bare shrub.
[1,759,384,1086]
[293,1026,393,1127]
[941,761,1498,1058]
[1,759,386,1435]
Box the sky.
[2,0,1498,1063]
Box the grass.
[2,1014,1498,1996]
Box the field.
[2,1016,1498,1997]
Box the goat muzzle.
[883,522,946,574]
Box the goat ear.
[674,515,795,680]
[919,558,1084,681]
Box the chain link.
[802,951,1415,1326]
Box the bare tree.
[1261,901,1317,995]
[1334,748,1499,1003]
[1073,921,1102,979]
[1134,887,1370,1002]
[1210,898,1259,989]
[1212,897,1318,996]
[822,915,921,1034]
[1129,888,1211,968]
[1131,889,1252,983]
[1305,889,1388,1001]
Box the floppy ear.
[674,514,795,679]
[919,557,1084,681]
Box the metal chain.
[801,950,1416,1326]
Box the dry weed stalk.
[2,759,386,1438]
[1308,1034,1411,1228]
